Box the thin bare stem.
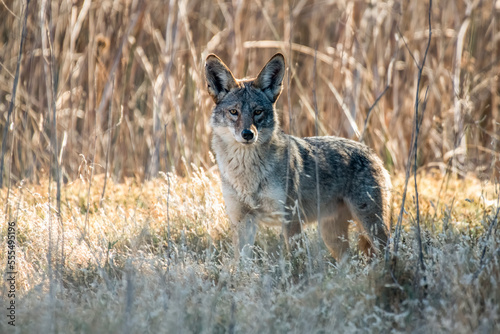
[396,26,419,68]
[394,1,432,268]
[283,0,292,259]
[412,0,432,274]
[40,0,56,329]
[0,0,30,188]
[100,76,115,207]
[359,84,390,144]
[312,48,324,273]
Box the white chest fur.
[212,128,282,215]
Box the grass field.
[1,0,500,332]
[1,169,499,333]
[0,0,499,181]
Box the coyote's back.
[205,53,391,261]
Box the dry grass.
[0,0,499,183]
[1,168,500,333]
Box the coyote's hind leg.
[320,201,352,261]
[348,200,389,256]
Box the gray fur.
[205,53,391,261]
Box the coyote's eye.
[254,110,263,115]
[229,109,238,116]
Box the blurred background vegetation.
[0,0,499,185]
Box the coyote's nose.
[241,129,254,141]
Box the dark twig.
[393,0,432,274]
[359,84,390,143]
[413,0,432,274]
[0,0,30,188]
[393,96,428,255]
[396,25,419,68]
[414,87,429,273]
[359,50,397,144]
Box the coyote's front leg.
[232,214,257,261]
[221,183,257,261]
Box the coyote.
[205,53,391,261]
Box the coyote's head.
[205,53,285,145]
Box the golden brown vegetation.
[0,0,499,183]
[1,170,499,332]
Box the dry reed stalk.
[0,0,29,188]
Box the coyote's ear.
[205,54,240,103]
[253,53,285,103]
